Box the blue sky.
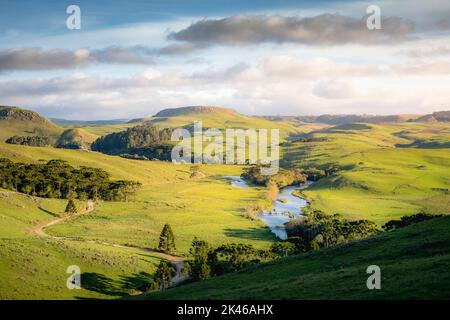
[0,0,449,119]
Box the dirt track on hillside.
[33,200,186,286]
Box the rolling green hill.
[0,190,162,299]
[281,122,450,225]
[0,105,449,300]
[125,106,303,139]
[56,128,99,150]
[0,106,63,142]
[143,215,450,300]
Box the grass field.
[282,122,450,225]
[143,215,450,300]
[0,136,275,298]
[46,170,276,254]
[1,106,449,299]
[0,190,162,299]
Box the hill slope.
[0,106,63,142]
[412,111,450,123]
[127,106,302,139]
[56,128,98,150]
[144,216,450,299]
[281,122,450,225]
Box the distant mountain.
[411,111,450,123]
[261,114,422,125]
[0,106,63,142]
[51,118,130,127]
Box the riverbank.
[227,176,313,239]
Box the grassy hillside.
[0,111,276,298]
[0,190,162,299]
[56,128,99,150]
[46,172,275,254]
[124,106,303,139]
[0,106,63,142]
[1,106,449,300]
[143,215,450,300]
[281,122,450,225]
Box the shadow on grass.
[75,271,154,299]
[38,206,59,217]
[79,272,124,296]
[119,271,153,290]
[224,227,275,241]
[75,272,156,300]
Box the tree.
[158,223,176,253]
[189,237,211,280]
[152,261,176,290]
[65,199,77,214]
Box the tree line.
[144,209,444,292]
[285,210,379,250]
[0,158,140,201]
[91,125,174,160]
[382,213,443,231]
[5,135,51,147]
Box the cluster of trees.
[242,166,307,188]
[382,213,443,231]
[285,210,379,250]
[0,158,140,201]
[298,165,340,181]
[144,211,445,292]
[241,164,339,185]
[183,238,280,281]
[91,125,174,160]
[5,135,51,147]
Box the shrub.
[382,213,443,231]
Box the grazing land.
[0,106,449,299]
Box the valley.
[0,105,449,299]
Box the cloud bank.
[0,46,155,72]
[168,14,415,46]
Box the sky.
[0,0,450,120]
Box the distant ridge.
[51,118,129,127]
[412,111,450,123]
[154,106,238,117]
[261,113,427,125]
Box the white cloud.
[1,54,450,119]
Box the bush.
[244,202,267,220]
[5,135,51,147]
[382,213,443,231]
[241,166,307,188]
[270,242,296,257]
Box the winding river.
[226,176,312,240]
